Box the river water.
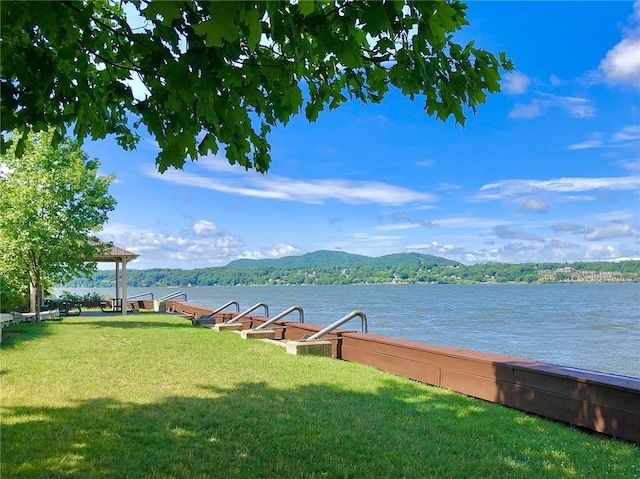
[55,283,640,378]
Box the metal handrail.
[253,305,304,330]
[225,302,268,324]
[304,310,367,341]
[127,291,154,300]
[158,291,187,301]
[202,300,240,318]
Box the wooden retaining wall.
[164,300,214,318]
[339,332,639,443]
[170,301,640,443]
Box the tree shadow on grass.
[57,312,193,330]
[0,321,55,350]
[81,320,192,330]
[0,314,190,350]
[3,381,637,479]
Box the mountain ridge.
[226,250,460,269]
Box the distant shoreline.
[62,276,639,288]
[64,251,640,288]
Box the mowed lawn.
[1,312,637,479]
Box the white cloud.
[145,158,437,206]
[492,225,546,242]
[568,132,604,150]
[585,222,634,241]
[345,233,403,252]
[415,160,434,167]
[433,216,505,228]
[551,222,589,234]
[510,94,596,120]
[377,214,434,231]
[582,244,621,260]
[519,199,549,213]
[477,176,640,200]
[599,1,640,88]
[349,232,400,242]
[415,239,638,264]
[406,224,640,264]
[612,125,640,142]
[375,222,427,231]
[616,160,640,173]
[99,221,249,268]
[193,220,220,237]
[595,210,637,222]
[356,114,388,126]
[600,38,640,87]
[264,244,302,257]
[409,240,561,264]
[239,243,302,260]
[565,195,597,202]
[542,94,596,118]
[406,241,467,257]
[197,155,245,174]
[549,74,565,87]
[568,126,638,151]
[567,139,603,150]
[509,101,542,119]
[502,72,531,94]
[436,182,462,191]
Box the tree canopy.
[1,0,513,173]
[0,129,116,315]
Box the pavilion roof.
[92,243,139,262]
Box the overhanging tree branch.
[1,0,513,172]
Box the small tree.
[0,129,116,319]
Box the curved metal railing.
[253,305,304,330]
[127,291,154,300]
[158,291,187,301]
[303,310,367,341]
[200,300,240,319]
[225,302,269,324]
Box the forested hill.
[226,250,459,269]
[63,251,640,287]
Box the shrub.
[0,277,28,312]
[58,291,107,302]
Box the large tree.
[0,129,116,318]
[1,0,513,173]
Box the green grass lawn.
[1,312,638,479]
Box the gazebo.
[92,244,139,315]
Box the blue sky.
[87,1,640,270]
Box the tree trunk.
[29,281,42,322]
[29,281,36,312]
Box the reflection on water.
[55,283,640,378]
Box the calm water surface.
[57,283,640,378]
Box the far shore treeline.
[63,250,640,288]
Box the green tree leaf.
[193,17,238,48]
[1,0,513,173]
[298,1,315,17]
[244,8,263,53]
[142,1,182,26]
